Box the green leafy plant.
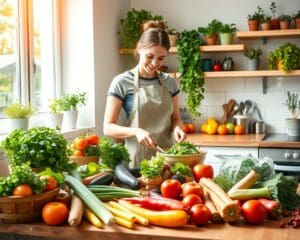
[3,102,35,118]
[198,19,222,37]
[119,8,163,49]
[278,14,292,22]
[268,42,300,72]
[244,48,263,60]
[284,91,300,119]
[0,127,75,172]
[57,91,87,111]
[140,156,164,178]
[260,14,271,23]
[171,162,191,176]
[269,1,277,18]
[48,98,61,113]
[293,10,300,19]
[219,23,237,33]
[177,30,205,116]
[166,141,199,155]
[247,6,264,21]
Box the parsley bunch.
[140,156,164,178]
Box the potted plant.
[293,10,300,29]
[47,98,63,129]
[3,102,35,132]
[0,127,75,172]
[119,8,163,49]
[247,6,263,31]
[244,48,263,70]
[268,42,300,72]
[278,14,292,29]
[57,91,87,130]
[283,91,300,136]
[198,19,222,45]
[177,30,205,116]
[269,1,280,30]
[259,14,272,31]
[166,23,179,47]
[219,23,237,45]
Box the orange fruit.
[217,124,228,135]
[42,202,69,226]
[200,123,207,133]
[206,123,218,135]
[234,125,245,135]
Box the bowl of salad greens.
[157,142,206,168]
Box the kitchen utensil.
[244,100,253,115]
[220,99,236,124]
[155,145,166,153]
[254,121,266,134]
[252,102,264,121]
[234,114,249,133]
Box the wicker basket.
[0,187,59,224]
[70,156,99,166]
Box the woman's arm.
[171,95,186,142]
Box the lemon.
[200,123,207,133]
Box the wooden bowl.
[157,150,206,168]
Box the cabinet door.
[201,146,258,176]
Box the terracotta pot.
[280,21,291,29]
[205,34,218,45]
[248,20,259,31]
[270,18,280,29]
[295,18,300,29]
[261,22,271,31]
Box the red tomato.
[241,200,267,224]
[190,203,212,225]
[192,164,214,182]
[182,123,190,133]
[86,134,99,145]
[188,123,196,133]
[182,194,203,210]
[73,149,84,156]
[160,179,182,200]
[42,202,69,226]
[182,182,204,198]
[12,184,33,197]
[43,176,57,192]
[74,138,89,150]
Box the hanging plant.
[177,30,205,116]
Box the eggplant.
[114,161,140,190]
[88,172,114,186]
[171,174,186,184]
[129,167,141,178]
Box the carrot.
[82,170,112,185]
[200,178,241,223]
[227,170,260,195]
[118,200,188,228]
[203,189,222,223]
[68,194,84,227]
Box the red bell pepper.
[122,196,186,211]
[258,198,281,220]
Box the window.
[0,0,60,117]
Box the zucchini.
[114,162,140,190]
[89,172,114,186]
[64,175,114,225]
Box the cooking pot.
[233,114,249,134]
[253,121,266,134]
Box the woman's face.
[137,45,168,77]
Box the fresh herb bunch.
[244,48,263,60]
[269,1,277,18]
[99,137,130,169]
[0,163,46,196]
[57,91,87,111]
[171,162,191,176]
[284,91,300,118]
[140,156,164,178]
[198,19,222,37]
[120,8,163,49]
[166,141,199,155]
[0,127,75,172]
[3,102,35,118]
[177,30,205,116]
[219,23,237,33]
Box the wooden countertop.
[186,133,300,148]
[0,218,298,240]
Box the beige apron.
[125,66,174,167]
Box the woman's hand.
[173,126,186,143]
[133,128,157,149]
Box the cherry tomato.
[192,164,214,182]
[12,184,33,197]
[160,179,182,200]
[74,138,89,150]
[43,176,57,192]
[86,134,99,145]
[190,203,212,225]
[241,200,267,224]
[42,202,69,226]
[182,194,203,210]
[73,149,84,156]
[182,182,204,198]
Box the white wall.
[130,0,300,133]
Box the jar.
[233,115,249,134]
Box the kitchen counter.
[0,218,298,240]
[187,133,300,148]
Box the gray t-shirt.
[107,70,180,118]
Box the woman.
[103,20,186,167]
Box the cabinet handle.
[214,154,241,159]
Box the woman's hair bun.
[141,20,166,32]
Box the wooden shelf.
[203,70,300,78]
[236,29,300,39]
[119,44,245,55]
